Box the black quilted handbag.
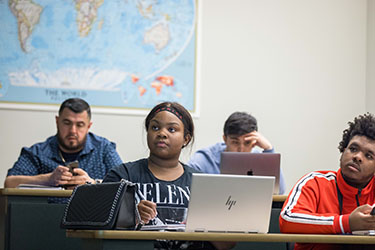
[61,179,142,230]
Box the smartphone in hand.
[67,161,79,176]
[370,207,375,216]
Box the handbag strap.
[120,179,143,230]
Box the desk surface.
[0,188,287,201]
[0,188,72,197]
[272,195,287,202]
[67,230,375,244]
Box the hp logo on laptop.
[225,196,236,210]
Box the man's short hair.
[223,112,258,136]
[59,98,91,120]
[338,113,375,153]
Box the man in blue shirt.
[4,98,123,189]
[188,112,286,194]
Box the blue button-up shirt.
[187,142,286,194]
[8,132,123,180]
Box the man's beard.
[57,132,87,153]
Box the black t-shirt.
[103,158,200,224]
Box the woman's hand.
[138,200,157,224]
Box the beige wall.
[0,0,368,193]
[367,0,375,113]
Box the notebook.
[185,173,275,233]
[17,184,63,190]
[220,152,280,194]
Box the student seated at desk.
[280,113,375,250]
[4,98,123,189]
[187,111,286,194]
[103,102,235,250]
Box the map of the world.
[0,0,197,113]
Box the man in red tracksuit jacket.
[280,113,375,250]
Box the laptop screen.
[220,152,280,194]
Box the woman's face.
[147,111,188,160]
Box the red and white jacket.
[279,169,375,249]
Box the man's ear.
[55,116,59,127]
[88,121,93,130]
[223,135,227,144]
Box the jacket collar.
[337,168,375,197]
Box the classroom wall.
[367,0,375,113]
[0,0,368,193]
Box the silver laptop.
[185,173,275,233]
[220,152,280,194]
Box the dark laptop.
[220,152,281,194]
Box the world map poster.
[0,0,197,114]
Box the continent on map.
[75,0,104,37]
[136,0,155,19]
[138,86,146,96]
[144,23,170,52]
[150,75,174,95]
[9,0,43,52]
